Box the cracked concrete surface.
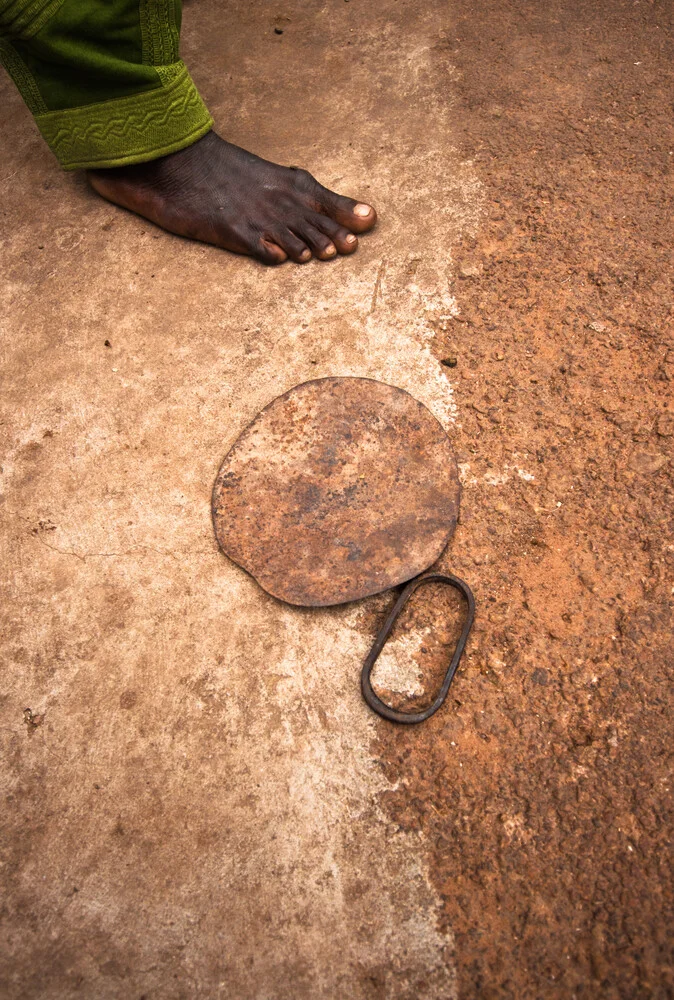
[0,2,480,997]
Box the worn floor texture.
[1,1,672,999]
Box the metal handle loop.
[361,572,475,724]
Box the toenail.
[353,203,372,217]
[346,234,357,244]
[325,245,337,256]
[300,249,311,261]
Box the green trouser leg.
[0,0,213,169]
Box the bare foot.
[87,131,377,265]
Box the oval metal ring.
[361,572,475,724]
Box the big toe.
[315,183,377,233]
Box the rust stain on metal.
[212,377,461,607]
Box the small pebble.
[628,449,668,474]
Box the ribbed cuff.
[34,61,213,170]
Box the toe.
[255,237,288,265]
[273,229,312,263]
[313,183,377,234]
[294,223,338,261]
[308,213,358,255]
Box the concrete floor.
[0,2,480,997]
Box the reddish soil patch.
[376,1,673,997]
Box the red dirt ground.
[375,1,673,997]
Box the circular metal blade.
[212,377,460,607]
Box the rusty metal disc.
[212,377,460,607]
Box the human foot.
[87,131,377,265]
